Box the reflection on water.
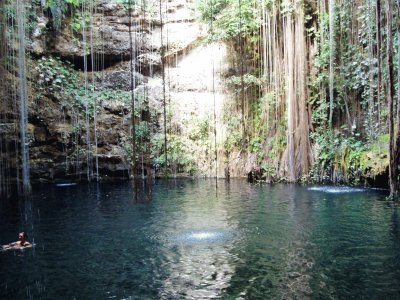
[150,181,238,299]
[0,179,398,299]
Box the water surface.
[0,180,399,299]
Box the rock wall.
[18,0,241,182]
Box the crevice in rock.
[365,169,389,189]
[58,53,131,72]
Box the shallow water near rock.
[0,179,399,299]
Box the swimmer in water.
[2,232,32,250]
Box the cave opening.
[60,53,131,72]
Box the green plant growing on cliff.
[310,124,366,183]
[359,134,389,178]
[260,162,275,180]
[249,136,263,162]
[197,0,260,40]
[267,121,287,162]
[226,73,261,92]
[94,89,131,104]
[223,113,242,154]
[35,56,103,119]
[35,56,79,98]
[247,94,272,163]
[120,121,152,163]
[335,128,365,182]
[196,0,228,23]
[310,4,373,129]
[305,0,388,184]
[189,117,210,141]
[35,56,148,120]
[45,0,80,31]
[69,11,90,34]
[0,0,40,36]
[116,90,163,172]
[310,127,335,178]
[151,133,197,176]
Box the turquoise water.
[0,179,399,299]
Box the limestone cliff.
[17,0,238,182]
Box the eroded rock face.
[23,0,208,182]
[99,65,145,91]
[29,0,203,60]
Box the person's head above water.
[18,232,28,245]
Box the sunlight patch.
[190,232,218,240]
[171,231,228,244]
[308,186,365,194]
[56,183,78,187]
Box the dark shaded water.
[0,179,399,299]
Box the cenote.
[1,179,399,299]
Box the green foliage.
[35,56,95,115]
[308,2,380,182]
[189,117,210,141]
[260,162,275,179]
[249,136,262,160]
[336,130,364,178]
[196,0,228,23]
[215,0,260,40]
[308,11,329,129]
[252,94,271,136]
[280,1,295,16]
[44,0,92,34]
[45,0,80,31]
[0,1,40,35]
[311,127,335,173]
[224,131,242,154]
[308,80,329,127]
[309,2,380,134]
[45,0,80,8]
[197,0,260,40]
[226,73,261,91]
[151,133,197,175]
[267,123,286,161]
[94,89,131,105]
[359,134,389,178]
[35,56,134,118]
[35,56,78,96]
[69,11,89,34]
[223,114,242,153]
[310,125,365,183]
[198,0,266,167]
[247,95,276,163]
[120,121,152,163]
